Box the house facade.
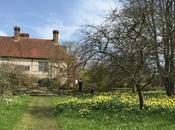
[0,26,67,79]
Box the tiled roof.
[0,36,66,59]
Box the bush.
[0,63,34,97]
[38,78,50,87]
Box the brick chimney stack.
[53,30,59,45]
[14,26,20,40]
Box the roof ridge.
[0,35,53,41]
[21,37,52,41]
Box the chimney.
[20,33,30,38]
[14,26,20,40]
[53,30,59,45]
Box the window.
[1,57,9,61]
[38,61,48,72]
[16,65,30,71]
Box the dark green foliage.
[85,63,109,90]
[81,62,133,92]
[38,78,50,87]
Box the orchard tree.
[80,0,175,109]
[80,5,155,110]
[121,0,175,96]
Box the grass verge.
[0,96,31,130]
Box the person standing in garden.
[78,79,83,92]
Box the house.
[0,26,67,79]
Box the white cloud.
[35,0,120,41]
[0,30,7,36]
[34,14,80,42]
[35,24,79,41]
[73,0,118,25]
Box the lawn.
[0,96,31,130]
[0,92,174,130]
[13,96,59,130]
[55,92,175,130]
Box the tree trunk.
[136,85,144,110]
[131,78,137,93]
[1,85,5,102]
[164,77,174,96]
[132,81,137,93]
[67,79,71,88]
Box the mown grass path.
[13,96,58,130]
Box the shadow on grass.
[27,105,56,119]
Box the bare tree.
[49,41,81,88]
[0,63,25,100]
[80,5,156,109]
[80,0,175,109]
[121,0,175,96]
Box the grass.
[55,92,175,130]
[0,92,174,130]
[57,111,175,130]
[13,96,59,130]
[0,96,31,130]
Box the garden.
[54,92,175,130]
[0,0,175,130]
[0,92,174,130]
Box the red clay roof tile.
[0,36,66,59]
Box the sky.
[0,0,120,43]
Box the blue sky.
[0,0,120,42]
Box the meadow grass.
[0,96,31,130]
[0,92,174,130]
[13,96,59,130]
[55,92,175,130]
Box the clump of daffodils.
[55,92,175,117]
[79,108,90,117]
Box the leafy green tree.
[86,63,109,90]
